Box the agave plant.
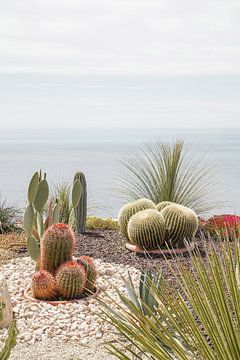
[117,140,218,215]
[120,269,163,318]
[99,230,240,360]
[0,320,18,359]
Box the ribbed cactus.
[0,320,18,360]
[73,172,87,234]
[128,209,166,250]
[76,256,97,292]
[160,204,199,247]
[156,201,175,212]
[118,198,156,240]
[56,261,86,300]
[41,223,76,274]
[31,270,57,300]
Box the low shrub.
[0,196,21,233]
[86,216,119,230]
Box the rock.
[0,274,13,328]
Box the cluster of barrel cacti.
[118,199,199,249]
[24,170,87,267]
[31,223,97,300]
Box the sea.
[0,127,239,218]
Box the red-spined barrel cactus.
[41,223,76,274]
[31,270,57,300]
[76,256,97,292]
[56,261,86,300]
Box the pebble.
[0,256,140,347]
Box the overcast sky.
[0,0,240,129]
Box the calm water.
[0,128,239,217]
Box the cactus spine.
[73,172,87,234]
[156,201,175,212]
[41,223,76,275]
[0,320,18,360]
[128,209,166,250]
[77,256,97,292]
[31,270,57,300]
[118,198,156,240]
[56,261,86,299]
[160,204,198,247]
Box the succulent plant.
[56,261,86,300]
[41,223,76,274]
[0,320,18,360]
[156,201,175,212]
[31,270,57,300]
[128,209,166,250]
[118,198,156,240]
[76,256,97,292]
[73,172,87,234]
[160,204,199,247]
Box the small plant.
[41,223,76,275]
[77,256,97,292]
[56,261,86,300]
[31,270,57,300]
[127,209,166,249]
[118,198,156,240]
[0,195,21,234]
[0,320,18,360]
[206,214,240,240]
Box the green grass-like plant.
[0,195,21,234]
[118,140,217,215]
[100,230,240,359]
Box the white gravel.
[0,256,140,359]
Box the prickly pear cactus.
[160,204,199,247]
[56,261,86,300]
[41,223,76,275]
[118,198,156,240]
[127,209,166,250]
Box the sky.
[0,0,240,129]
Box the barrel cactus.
[56,261,86,300]
[128,209,166,250]
[76,256,97,292]
[41,223,76,274]
[118,198,156,239]
[31,270,57,300]
[156,201,175,212]
[160,204,199,247]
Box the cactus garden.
[0,142,239,359]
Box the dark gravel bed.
[75,229,207,273]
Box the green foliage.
[0,195,21,234]
[161,204,199,247]
[86,216,119,230]
[74,172,87,234]
[100,231,240,360]
[118,140,217,215]
[46,181,72,224]
[128,209,166,249]
[118,198,156,240]
[0,320,18,360]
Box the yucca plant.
[99,230,240,359]
[117,140,218,215]
[46,181,72,224]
